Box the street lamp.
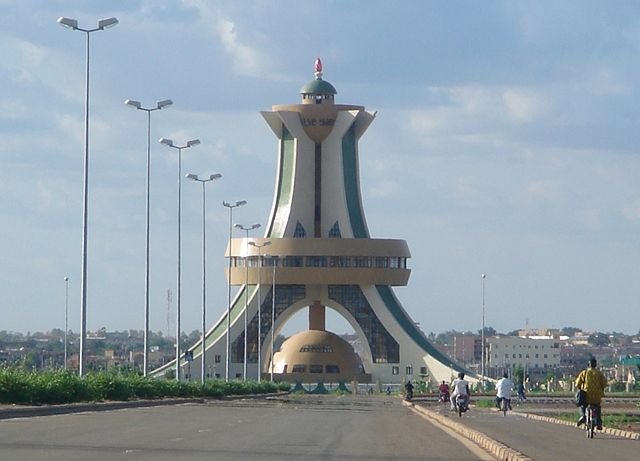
[64,276,69,370]
[222,200,247,381]
[160,137,200,381]
[481,273,487,392]
[248,241,270,382]
[125,98,173,376]
[264,254,278,382]
[234,223,261,381]
[187,173,222,385]
[57,16,118,376]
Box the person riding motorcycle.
[450,372,470,411]
[495,372,513,410]
[575,357,607,430]
[438,380,450,402]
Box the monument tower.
[153,59,474,385]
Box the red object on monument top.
[315,57,322,74]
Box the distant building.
[487,336,561,378]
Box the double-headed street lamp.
[248,241,271,382]
[57,16,118,376]
[63,276,70,370]
[160,137,200,381]
[187,173,222,385]
[125,99,173,376]
[481,273,487,391]
[266,255,278,382]
[222,200,247,381]
[234,223,261,380]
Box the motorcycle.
[454,394,469,417]
[405,388,413,401]
[439,391,450,403]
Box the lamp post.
[57,16,118,376]
[187,173,222,385]
[125,98,172,376]
[63,276,69,370]
[159,137,200,381]
[248,241,270,382]
[234,223,261,381]
[222,200,247,381]
[481,273,487,392]
[265,255,278,382]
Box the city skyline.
[1,1,639,339]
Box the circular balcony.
[225,238,411,286]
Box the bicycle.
[500,397,510,416]
[585,405,596,439]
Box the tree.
[478,326,497,337]
[589,332,609,347]
[560,326,582,337]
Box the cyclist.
[575,357,607,430]
[450,372,470,411]
[495,372,513,410]
[438,380,450,402]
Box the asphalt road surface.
[421,401,639,461]
[0,396,493,461]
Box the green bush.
[0,367,288,405]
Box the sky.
[1,0,639,339]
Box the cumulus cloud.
[0,100,29,120]
[622,200,640,221]
[502,89,542,123]
[526,180,559,200]
[182,0,270,78]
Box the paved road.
[0,396,492,461]
[420,401,639,461]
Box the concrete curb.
[405,402,534,461]
[0,392,288,421]
[511,410,640,441]
[0,398,205,420]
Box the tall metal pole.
[176,146,183,381]
[481,273,487,392]
[270,256,277,382]
[222,200,246,381]
[200,180,206,384]
[249,241,270,382]
[227,206,232,382]
[79,30,90,377]
[57,16,118,376]
[125,99,172,376]
[186,174,221,385]
[235,224,260,380]
[144,109,150,376]
[64,276,69,370]
[160,138,200,381]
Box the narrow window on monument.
[329,221,341,238]
[420,367,427,375]
[294,221,306,238]
[392,366,399,375]
[215,355,221,363]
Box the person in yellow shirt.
[575,357,607,430]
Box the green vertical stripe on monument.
[375,285,473,376]
[342,125,368,238]
[269,125,295,237]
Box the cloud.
[182,0,270,78]
[622,200,640,221]
[502,89,542,123]
[526,180,559,200]
[0,99,29,120]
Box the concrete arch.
[260,296,374,375]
